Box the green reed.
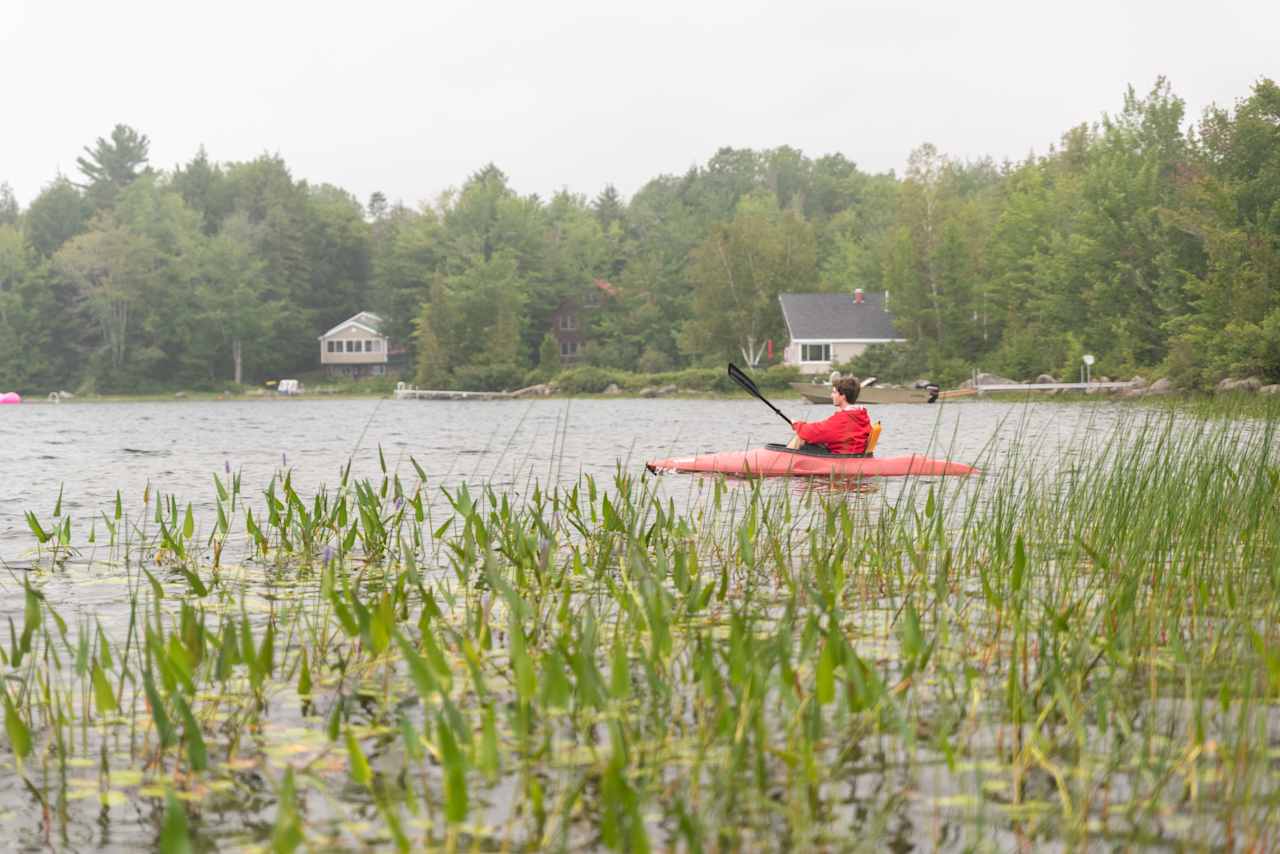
[3,403,1280,851]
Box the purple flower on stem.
[323,545,334,566]
[281,452,287,467]
[225,460,231,474]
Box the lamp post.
[1082,353,1095,385]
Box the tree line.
[1,76,1276,394]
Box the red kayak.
[646,444,976,478]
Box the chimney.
[853,288,864,304]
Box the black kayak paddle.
[727,363,792,427]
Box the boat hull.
[788,382,975,404]
[646,447,976,478]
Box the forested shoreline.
[1,76,1276,395]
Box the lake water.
[1,395,1120,557]
[0,395,1257,851]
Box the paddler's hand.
[786,421,806,449]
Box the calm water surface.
[1,395,1116,556]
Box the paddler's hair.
[834,377,861,403]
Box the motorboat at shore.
[788,382,976,405]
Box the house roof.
[319,312,385,340]
[778,292,906,341]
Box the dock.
[393,387,512,401]
[975,381,1140,393]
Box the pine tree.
[76,124,152,210]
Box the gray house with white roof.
[318,311,389,377]
[778,289,907,375]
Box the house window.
[371,339,382,352]
[801,343,831,362]
[345,340,355,352]
[560,339,578,357]
[326,341,336,353]
[364,340,373,352]
[559,314,577,331]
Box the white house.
[778,289,907,375]
[318,311,389,378]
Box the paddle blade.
[727,363,791,426]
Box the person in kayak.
[786,376,871,454]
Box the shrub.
[553,366,627,394]
[450,363,526,392]
[646,368,734,393]
[637,347,673,374]
[836,342,931,384]
[757,363,803,391]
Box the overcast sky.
[2,0,1275,209]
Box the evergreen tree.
[76,124,152,210]
[171,146,232,235]
[592,184,626,231]
[538,331,562,376]
[0,183,18,226]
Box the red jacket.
[794,407,872,454]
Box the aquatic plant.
[3,406,1279,850]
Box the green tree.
[192,213,268,384]
[682,192,817,365]
[54,214,155,381]
[223,155,314,373]
[76,124,152,211]
[592,184,626,231]
[370,203,442,366]
[414,286,450,387]
[0,226,67,391]
[0,183,17,226]
[441,253,528,365]
[538,331,562,376]
[24,177,88,256]
[304,183,372,327]
[171,146,233,235]
[1164,77,1280,386]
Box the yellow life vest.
[865,421,882,454]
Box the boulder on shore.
[1145,378,1174,396]
[1260,384,1280,396]
[961,372,1018,389]
[512,383,553,398]
[1216,376,1263,393]
[1034,373,1059,395]
[603,383,622,395]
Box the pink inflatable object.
[0,392,21,404]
